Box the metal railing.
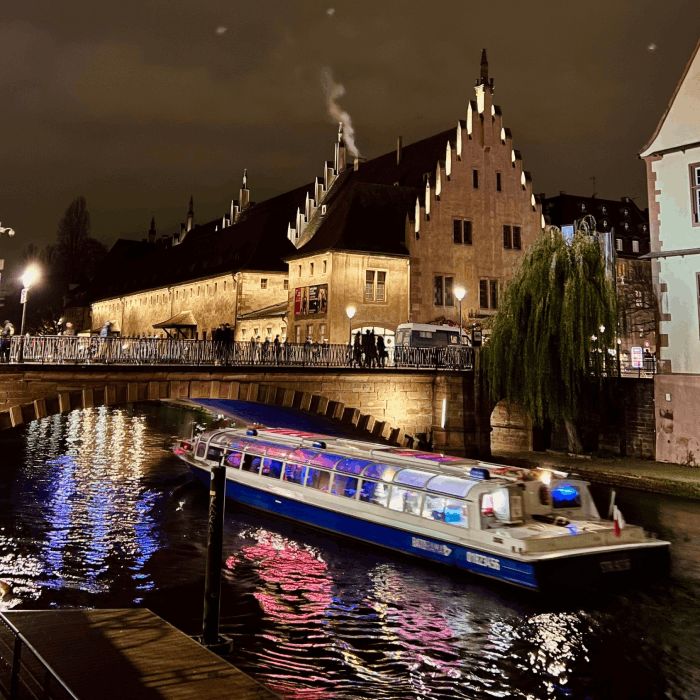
[6,336,474,371]
[0,611,77,700]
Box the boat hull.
[188,461,668,592]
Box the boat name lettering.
[411,537,452,557]
[467,552,501,570]
[600,558,631,573]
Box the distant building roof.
[237,302,288,321]
[153,310,198,328]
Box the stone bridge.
[0,365,491,457]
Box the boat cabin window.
[206,446,224,462]
[335,457,373,474]
[264,444,293,459]
[230,438,255,452]
[480,493,498,529]
[241,454,262,474]
[359,480,389,507]
[362,463,399,481]
[426,475,480,498]
[551,482,581,509]
[196,442,207,459]
[388,486,422,515]
[283,463,306,485]
[422,495,469,528]
[330,474,359,499]
[306,467,331,492]
[261,458,283,479]
[226,452,242,468]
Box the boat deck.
[0,608,280,699]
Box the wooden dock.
[0,609,281,699]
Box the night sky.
[1,0,698,275]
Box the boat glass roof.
[384,448,464,463]
[426,475,481,498]
[362,463,400,481]
[208,432,230,446]
[309,453,344,469]
[229,438,256,452]
[287,448,320,464]
[335,457,374,475]
[393,469,436,488]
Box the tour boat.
[175,427,670,591]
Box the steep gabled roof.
[640,37,700,157]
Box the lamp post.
[346,305,356,346]
[20,265,39,336]
[454,285,466,343]
[0,224,15,238]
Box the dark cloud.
[0,0,698,277]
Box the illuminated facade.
[640,36,700,464]
[89,52,542,345]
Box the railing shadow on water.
[7,336,474,372]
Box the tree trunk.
[564,418,583,454]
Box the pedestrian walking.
[273,334,281,365]
[1,320,14,362]
[377,335,386,368]
[353,331,362,367]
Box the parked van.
[395,323,470,349]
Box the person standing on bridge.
[1,320,14,362]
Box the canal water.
[0,402,699,700]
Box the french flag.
[613,505,626,537]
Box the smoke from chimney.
[321,68,360,158]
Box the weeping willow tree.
[485,227,618,453]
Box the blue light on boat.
[312,440,327,449]
[552,483,580,508]
[246,428,258,436]
[469,467,490,480]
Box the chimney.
[559,190,566,196]
[334,122,346,173]
[148,217,156,244]
[239,170,250,210]
[186,196,194,232]
[397,136,402,165]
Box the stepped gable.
[290,177,416,258]
[91,183,313,302]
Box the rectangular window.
[298,265,302,277]
[632,239,639,253]
[479,280,489,309]
[306,324,313,340]
[453,219,462,244]
[310,263,314,276]
[242,329,246,338]
[490,280,498,309]
[330,474,359,499]
[306,468,331,492]
[434,276,444,305]
[690,163,700,225]
[463,220,472,245]
[473,170,479,189]
[319,323,326,341]
[260,278,267,289]
[284,279,289,290]
[365,270,375,301]
[616,238,623,252]
[513,226,521,250]
[295,326,301,343]
[635,289,643,308]
[503,225,512,249]
[444,277,454,306]
[323,260,327,273]
[376,271,386,301]
[496,172,502,192]
[365,270,386,302]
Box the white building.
[640,37,700,464]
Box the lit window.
[632,240,639,253]
[242,329,246,338]
[635,290,643,308]
[365,270,386,302]
[261,278,268,289]
[616,238,623,252]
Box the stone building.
[640,35,700,464]
[88,51,543,344]
[542,193,656,359]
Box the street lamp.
[0,224,15,238]
[20,265,40,336]
[346,305,356,346]
[454,285,466,343]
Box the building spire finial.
[480,49,489,83]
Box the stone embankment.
[493,450,700,500]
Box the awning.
[153,310,198,329]
[237,302,288,321]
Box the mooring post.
[201,464,232,652]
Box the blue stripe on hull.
[190,464,539,590]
